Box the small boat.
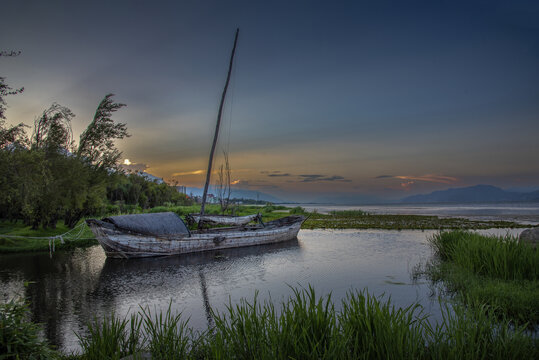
[86,212,304,258]
[185,213,261,226]
[86,29,305,258]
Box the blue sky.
[2,0,538,202]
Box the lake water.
[0,227,525,354]
[288,202,539,225]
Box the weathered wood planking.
[186,213,260,226]
[87,215,304,258]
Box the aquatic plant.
[424,231,539,325]
[0,300,58,359]
[71,287,537,359]
[430,231,538,281]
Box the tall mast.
[199,28,239,225]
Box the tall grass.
[339,291,427,359]
[77,312,142,359]
[140,305,191,359]
[428,301,536,360]
[426,230,539,325]
[0,300,59,359]
[430,231,538,281]
[71,287,537,359]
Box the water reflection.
[0,228,525,354]
[0,239,300,352]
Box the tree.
[0,50,26,147]
[32,103,74,152]
[77,94,129,168]
[216,151,232,214]
[0,50,24,120]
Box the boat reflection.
[0,238,300,351]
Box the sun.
[123,159,132,165]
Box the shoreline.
[1,209,535,254]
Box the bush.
[289,206,306,215]
[0,300,58,359]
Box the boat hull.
[87,216,304,258]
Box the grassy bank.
[3,287,537,359]
[422,231,539,326]
[0,220,97,253]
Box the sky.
[2,0,539,203]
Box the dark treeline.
[0,97,191,229]
[1,54,191,228]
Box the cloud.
[268,173,291,177]
[236,180,280,189]
[298,174,351,182]
[376,174,458,184]
[400,181,415,191]
[171,169,205,176]
[261,171,291,177]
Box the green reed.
[77,312,142,360]
[430,231,538,281]
[425,230,539,326]
[0,300,58,359]
[60,285,539,359]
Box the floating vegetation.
[302,212,528,230]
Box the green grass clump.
[339,291,427,359]
[77,313,142,360]
[205,286,340,359]
[430,231,538,281]
[68,286,537,359]
[0,300,59,359]
[424,231,539,326]
[289,206,306,214]
[141,305,191,360]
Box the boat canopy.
[103,212,190,235]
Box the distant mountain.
[185,187,284,203]
[401,185,539,203]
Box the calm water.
[0,228,524,354]
[289,202,539,225]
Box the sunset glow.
[2,0,538,202]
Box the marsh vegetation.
[418,231,539,327]
[2,286,537,359]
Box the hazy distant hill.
[401,185,539,203]
[185,187,283,203]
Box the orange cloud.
[400,181,415,191]
[171,170,205,176]
[393,174,458,184]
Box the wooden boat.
[185,213,260,226]
[86,29,305,258]
[86,212,304,258]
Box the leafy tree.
[0,119,27,148]
[0,50,24,120]
[0,50,26,147]
[32,103,74,152]
[77,94,129,168]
